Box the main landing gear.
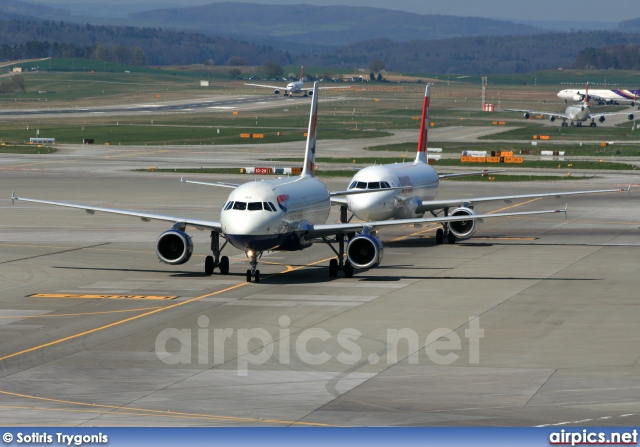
[205,231,230,276]
[433,208,457,245]
[324,205,355,278]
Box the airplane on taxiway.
[244,66,348,97]
[557,87,640,106]
[506,84,634,127]
[12,82,568,282]
[332,84,630,245]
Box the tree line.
[573,44,640,70]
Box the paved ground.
[1,143,640,427]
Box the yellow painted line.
[0,307,162,319]
[487,197,542,214]
[28,293,177,300]
[0,390,337,427]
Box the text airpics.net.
[155,315,484,375]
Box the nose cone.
[348,190,395,221]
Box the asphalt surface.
[1,140,640,427]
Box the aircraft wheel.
[344,261,354,278]
[219,256,229,275]
[255,270,261,283]
[436,228,444,245]
[447,233,457,244]
[329,259,338,278]
[246,269,252,283]
[205,256,214,275]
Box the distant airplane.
[332,84,630,245]
[506,84,635,127]
[244,66,348,97]
[11,82,566,282]
[557,87,640,106]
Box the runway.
[1,144,640,426]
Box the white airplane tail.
[301,81,319,177]
[415,84,430,164]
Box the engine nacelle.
[573,94,584,102]
[549,115,556,122]
[156,229,193,265]
[448,206,478,239]
[523,112,530,119]
[599,116,606,123]
[308,90,313,96]
[628,113,635,121]
[274,89,280,95]
[347,233,383,269]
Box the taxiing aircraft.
[12,83,567,282]
[332,84,630,245]
[506,84,634,127]
[557,87,640,106]
[244,66,348,97]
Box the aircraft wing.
[588,110,634,120]
[305,207,566,239]
[244,83,284,90]
[504,108,569,119]
[439,169,504,179]
[181,177,239,189]
[413,186,629,214]
[301,86,351,91]
[11,192,223,232]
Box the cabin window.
[232,201,247,210]
[248,202,263,211]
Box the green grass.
[0,144,56,154]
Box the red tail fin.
[300,66,304,82]
[415,84,430,163]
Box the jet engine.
[156,229,193,265]
[308,90,314,96]
[523,112,530,119]
[628,113,635,120]
[274,89,280,95]
[549,116,556,122]
[573,94,584,102]
[448,207,477,239]
[599,116,606,123]
[346,233,383,269]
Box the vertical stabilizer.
[301,81,319,177]
[300,66,304,82]
[415,84,430,163]
[585,82,590,105]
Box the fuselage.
[286,80,304,94]
[346,162,439,221]
[220,176,330,252]
[565,103,591,122]
[558,88,639,104]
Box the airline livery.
[333,84,630,245]
[12,83,568,282]
[506,84,634,127]
[558,87,640,106]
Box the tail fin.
[415,84,430,163]
[301,81,319,177]
[585,82,589,105]
[300,66,304,82]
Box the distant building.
[200,80,210,87]
[12,67,22,73]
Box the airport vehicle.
[333,84,630,245]
[12,83,567,282]
[506,84,634,127]
[244,66,348,97]
[557,87,639,106]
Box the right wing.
[414,186,630,214]
[11,192,223,232]
[504,108,569,120]
[181,177,239,189]
[244,83,284,90]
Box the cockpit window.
[382,181,391,188]
[232,201,247,210]
[367,182,381,189]
[223,201,234,210]
[264,202,277,212]
[356,181,366,189]
[349,181,357,189]
[248,202,263,211]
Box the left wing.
[504,108,569,120]
[11,192,222,232]
[305,207,566,239]
[302,86,351,92]
[439,169,504,179]
[588,110,635,120]
[180,177,239,189]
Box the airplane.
[244,66,348,97]
[557,87,640,106]
[506,84,634,127]
[11,82,568,283]
[332,84,630,245]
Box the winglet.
[11,190,16,206]
[415,84,430,164]
[301,81,319,178]
[563,204,568,219]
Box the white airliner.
[506,84,634,127]
[558,87,640,106]
[332,84,630,245]
[244,66,348,97]
[12,83,567,282]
